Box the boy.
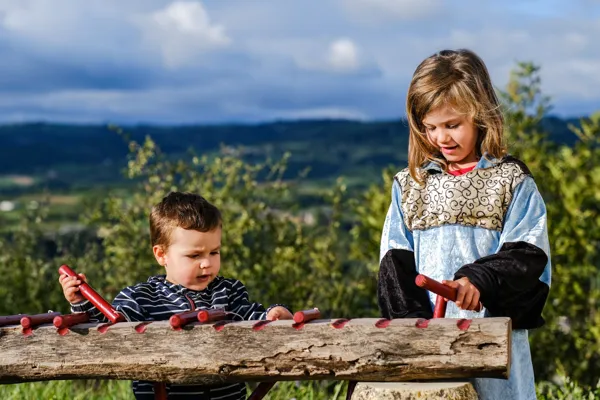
[60,191,293,399]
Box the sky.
[0,0,598,125]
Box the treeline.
[0,113,583,193]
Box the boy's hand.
[442,277,481,311]
[266,306,293,321]
[59,273,88,304]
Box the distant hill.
[0,116,582,194]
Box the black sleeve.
[454,241,550,329]
[377,249,433,319]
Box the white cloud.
[247,36,365,74]
[328,38,359,71]
[340,0,443,22]
[137,1,231,68]
[0,0,599,123]
[0,0,150,62]
[277,106,369,121]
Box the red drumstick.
[0,314,27,327]
[293,308,321,324]
[415,274,482,314]
[53,313,90,329]
[415,274,457,301]
[198,309,228,323]
[20,312,62,330]
[58,264,125,324]
[170,310,200,329]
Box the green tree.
[501,63,600,385]
[0,198,102,315]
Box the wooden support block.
[351,382,478,400]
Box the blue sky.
[0,0,598,124]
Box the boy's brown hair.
[406,49,507,183]
[150,192,222,249]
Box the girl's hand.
[266,306,293,321]
[58,273,87,304]
[442,277,481,311]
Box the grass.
[0,380,133,400]
[0,380,347,400]
[4,379,600,399]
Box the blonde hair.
[406,49,507,183]
[150,192,222,250]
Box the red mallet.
[53,313,90,329]
[20,312,62,330]
[415,274,482,317]
[58,264,125,324]
[0,314,27,327]
[198,309,228,323]
[170,310,200,330]
[293,308,321,324]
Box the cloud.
[339,0,443,22]
[0,0,598,124]
[327,38,359,71]
[277,107,369,121]
[136,1,231,68]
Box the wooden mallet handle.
[293,308,321,324]
[415,274,457,301]
[53,313,90,329]
[170,310,200,329]
[198,309,228,323]
[415,274,482,313]
[0,314,26,327]
[59,264,125,324]
[20,312,62,329]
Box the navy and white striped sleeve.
[70,300,108,322]
[228,280,267,321]
[112,286,150,322]
[70,286,149,323]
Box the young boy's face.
[154,226,222,291]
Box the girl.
[378,49,551,400]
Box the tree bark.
[0,317,510,385]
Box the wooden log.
[351,382,478,400]
[0,318,511,385]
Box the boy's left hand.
[442,277,481,311]
[266,306,293,320]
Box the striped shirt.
[71,275,282,400]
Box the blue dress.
[378,155,551,400]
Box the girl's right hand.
[442,277,481,311]
[59,273,87,304]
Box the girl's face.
[422,105,479,169]
[153,227,222,291]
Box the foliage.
[0,380,133,400]
[0,198,102,315]
[537,370,600,400]
[501,63,600,385]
